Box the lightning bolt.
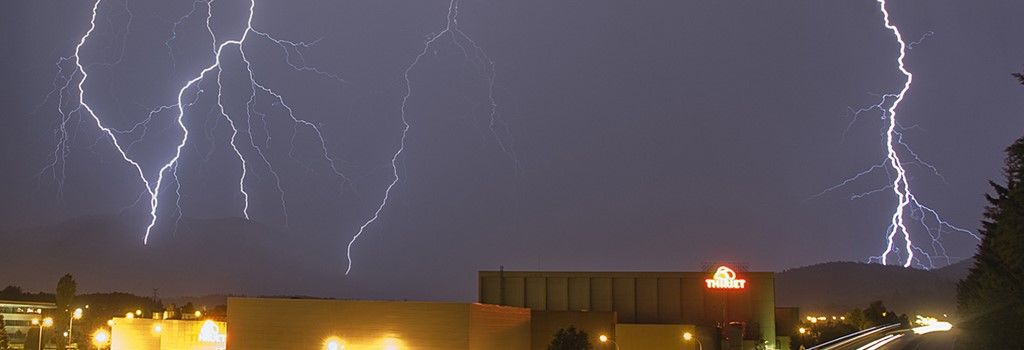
[815,0,978,269]
[46,0,511,274]
[344,0,510,274]
[51,0,349,244]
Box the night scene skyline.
[3,0,1023,304]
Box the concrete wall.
[110,317,226,350]
[227,297,529,350]
[530,311,616,350]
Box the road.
[876,329,957,350]
[808,324,957,350]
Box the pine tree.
[956,77,1024,347]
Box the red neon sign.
[705,266,746,289]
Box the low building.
[0,300,56,348]
[478,266,777,350]
[105,266,785,350]
[227,297,531,350]
[110,317,227,350]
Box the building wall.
[110,317,226,350]
[111,318,160,350]
[615,324,718,350]
[479,270,776,350]
[468,303,532,350]
[227,297,530,350]
[774,306,800,349]
[529,311,616,350]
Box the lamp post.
[31,317,54,350]
[598,334,620,350]
[68,307,83,345]
[683,331,703,350]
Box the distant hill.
[0,215,335,297]
[934,257,974,282]
[775,261,973,316]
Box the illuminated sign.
[705,266,746,289]
[198,320,227,343]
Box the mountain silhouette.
[776,261,970,316]
[2,215,334,297]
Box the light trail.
[856,334,904,350]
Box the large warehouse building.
[226,298,531,350]
[106,266,782,350]
[479,266,778,350]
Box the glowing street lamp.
[598,334,620,350]
[324,337,344,350]
[683,331,703,350]
[68,307,84,344]
[31,317,54,350]
[93,329,111,349]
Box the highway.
[807,323,956,350]
[873,329,957,350]
[807,324,903,350]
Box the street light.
[69,307,84,345]
[93,329,111,349]
[323,337,344,350]
[31,317,54,350]
[598,334,620,350]
[683,331,703,350]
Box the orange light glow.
[705,266,747,289]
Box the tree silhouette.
[54,274,76,350]
[957,75,1024,348]
[547,326,593,350]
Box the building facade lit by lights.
[0,300,57,347]
[105,266,785,349]
[109,317,226,350]
[479,267,779,350]
[226,298,531,350]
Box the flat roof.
[479,270,774,278]
[0,300,56,307]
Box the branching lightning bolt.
[50,0,349,244]
[344,0,511,274]
[45,0,511,274]
[814,0,978,269]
